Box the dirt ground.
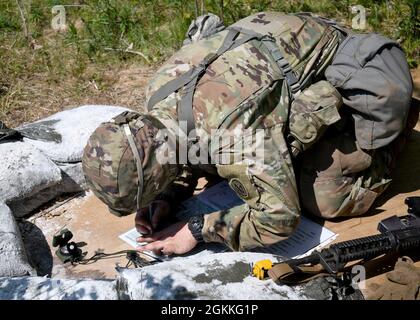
[22,191,137,279]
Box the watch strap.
[188,215,204,242]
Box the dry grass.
[0,62,156,127]
[0,35,156,127]
[0,0,418,127]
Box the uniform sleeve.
[155,167,200,209]
[201,124,301,251]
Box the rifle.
[253,197,420,284]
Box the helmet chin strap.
[123,124,144,211]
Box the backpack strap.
[147,28,268,137]
[228,26,302,97]
[260,38,301,96]
[147,28,253,111]
[147,27,303,137]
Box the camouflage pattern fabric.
[299,99,418,219]
[299,124,392,219]
[82,112,179,216]
[288,80,342,157]
[143,12,343,251]
[82,12,401,251]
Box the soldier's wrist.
[200,213,226,244]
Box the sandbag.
[0,141,62,206]
[18,105,129,163]
[2,105,130,216]
[0,276,118,300]
[7,163,86,217]
[325,33,413,150]
[117,251,307,300]
[58,162,87,192]
[0,203,35,277]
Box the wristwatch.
[188,215,204,243]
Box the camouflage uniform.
[82,12,414,252]
[299,103,418,219]
[142,12,344,251]
[299,116,392,219]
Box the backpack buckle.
[112,111,141,125]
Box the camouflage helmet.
[82,111,179,216]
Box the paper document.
[176,181,244,220]
[119,181,337,259]
[119,228,145,249]
[252,215,337,258]
[119,228,170,260]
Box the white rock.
[3,105,130,216]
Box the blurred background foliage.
[0,0,418,126]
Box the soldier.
[82,12,415,256]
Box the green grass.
[2,0,418,65]
[0,0,418,126]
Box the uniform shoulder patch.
[229,178,249,199]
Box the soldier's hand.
[134,200,171,235]
[136,221,198,256]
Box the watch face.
[191,217,201,229]
[189,215,204,242]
